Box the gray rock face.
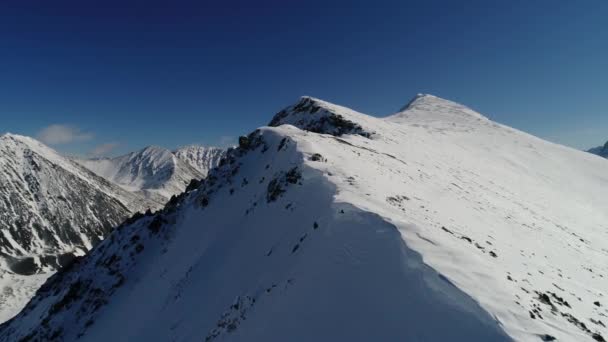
[588,141,608,158]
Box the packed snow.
[1,95,607,341]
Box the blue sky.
[1,0,607,156]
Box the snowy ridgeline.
[1,95,607,341]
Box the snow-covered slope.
[173,145,225,177]
[2,95,608,342]
[0,134,156,323]
[78,146,204,204]
[588,141,608,159]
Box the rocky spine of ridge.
[0,129,278,341]
[269,96,373,137]
[588,141,608,158]
[1,95,607,341]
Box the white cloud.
[37,124,94,145]
[217,135,237,148]
[90,143,120,157]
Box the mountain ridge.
[77,145,207,204]
[0,134,157,323]
[1,95,607,341]
[173,145,225,177]
[588,141,608,158]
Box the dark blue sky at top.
[1,0,607,156]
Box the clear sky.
[1,0,607,156]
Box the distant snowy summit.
[3,94,606,342]
[391,93,489,123]
[588,140,608,158]
[173,145,225,177]
[78,145,224,204]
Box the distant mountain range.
[77,145,225,204]
[1,95,606,341]
[0,134,223,322]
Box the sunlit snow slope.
[173,145,225,177]
[2,95,607,342]
[0,134,156,323]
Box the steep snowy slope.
[588,141,608,158]
[173,145,225,176]
[2,95,607,342]
[0,134,156,323]
[78,146,204,204]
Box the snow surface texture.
[78,146,207,204]
[0,134,157,323]
[2,95,608,342]
[588,141,608,159]
[173,145,226,177]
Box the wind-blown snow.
[2,95,607,341]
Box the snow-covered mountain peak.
[3,97,608,341]
[268,96,374,137]
[1,133,54,154]
[388,93,489,125]
[0,132,22,139]
[133,145,175,163]
[398,93,468,111]
[0,133,88,178]
[173,145,225,177]
[78,145,203,203]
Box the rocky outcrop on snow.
[2,95,607,341]
[588,141,608,158]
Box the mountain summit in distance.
[173,145,226,177]
[2,95,606,342]
[77,145,224,204]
